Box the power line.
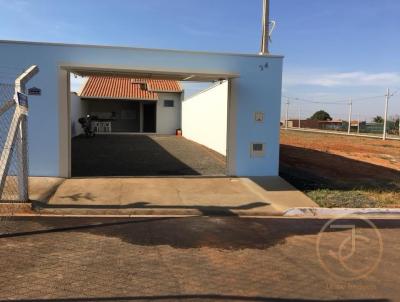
[351,95,385,102]
[282,95,349,105]
[391,88,400,96]
[282,93,388,105]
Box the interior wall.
[85,99,140,132]
[182,81,228,155]
[70,92,87,137]
[156,92,182,134]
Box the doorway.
[143,103,156,133]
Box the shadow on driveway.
[72,135,226,177]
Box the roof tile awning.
[79,76,182,101]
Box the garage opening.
[68,69,232,178]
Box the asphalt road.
[0,216,399,301]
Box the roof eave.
[80,96,158,101]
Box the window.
[131,80,147,91]
[164,100,174,107]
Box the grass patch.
[306,189,400,208]
[280,167,400,208]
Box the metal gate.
[0,66,38,202]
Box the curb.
[3,203,400,219]
[30,208,284,218]
[0,202,33,215]
[283,207,400,217]
[1,202,283,217]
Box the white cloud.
[284,70,400,87]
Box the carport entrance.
[71,134,226,177]
[65,66,235,178]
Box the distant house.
[285,119,347,130]
[71,76,183,136]
[318,120,346,130]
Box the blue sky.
[0,0,399,120]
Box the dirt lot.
[280,130,400,208]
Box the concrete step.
[31,200,283,217]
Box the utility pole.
[347,98,352,135]
[298,106,301,128]
[285,99,289,129]
[260,0,270,54]
[383,88,391,140]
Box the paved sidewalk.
[0,217,398,301]
[33,176,316,216]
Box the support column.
[139,102,144,133]
[58,69,70,177]
[226,79,237,176]
[15,65,38,201]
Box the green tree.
[390,115,400,130]
[373,116,384,123]
[309,110,332,121]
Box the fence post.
[383,88,390,141]
[347,98,352,135]
[298,106,301,128]
[285,100,289,129]
[15,65,39,202]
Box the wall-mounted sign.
[28,87,41,96]
[258,62,269,71]
[254,111,264,123]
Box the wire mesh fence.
[0,83,24,202]
[281,92,400,139]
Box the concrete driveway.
[71,135,226,177]
[0,216,398,301]
[32,176,317,216]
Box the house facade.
[71,76,183,136]
[0,40,283,177]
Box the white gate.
[0,66,38,202]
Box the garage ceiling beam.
[60,64,238,82]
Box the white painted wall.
[70,92,87,137]
[0,40,283,177]
[182,81,228,155]
[156,92,182,134]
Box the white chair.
[92,121,100,133]
[103,121,112,133]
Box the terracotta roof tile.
[79,76,181,100]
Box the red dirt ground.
[280,130,400,186]
[281,130,400,170]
